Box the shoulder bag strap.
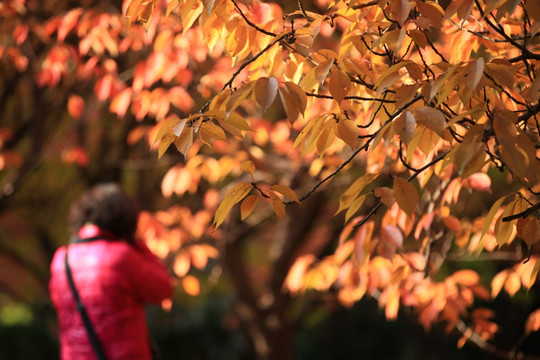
[64,248,107,360]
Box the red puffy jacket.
[49,225,173,360]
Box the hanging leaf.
[254,77,278,110]
[314,58,334,84]
[390,0,411,25]
[329,66,351,103]
[413,107,446,136]
[240,195,259,220]
[213,182,253,228]
[271,184,301,204]
[393,177,418,217]
[393,111,415,146]
[336,173,376,215]
[269,191,286,219]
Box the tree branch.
[231,0,277,37]
[502,202,540,222]
[353,150,449,229]
[456,319,540,360]
[200,33,288,113]
[305,92,396,103]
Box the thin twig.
[353,150,449,229]
[231,0,277,37]
[305,92,396,103]
[200,33,288,113]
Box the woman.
[49,183,173,359]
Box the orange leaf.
[269,191,286,219]
[335,118,358,148]
[504,272,521,297]
[374,187,395,207]
[110,88,133,118]
[68,94,85,119]
[393,177,418,217]
[390,0,410,25]
[525,309,540,334]
[451,269,480,286]
[182,275,200,296]
[240,195,259,220]
[329,66,351,103]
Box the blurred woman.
[49,183,173,359]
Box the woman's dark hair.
[68,183,140,242]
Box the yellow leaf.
[529,259,540,289]
[329,66,351,103]
[374,61,412,97]
[209,90,231,111]
[157,132,175,159]
[478,196,507,250]
[491,270,508,298]
[200,121,227,142]
[254,77,279,110]
[521,218,540,247]
[174,126,194,158]
[240,160,255,176]
[336,173,376,214]
[336,118,358,148]
[271,184,301,204]
[240,195,258,220]
[393,177,418,217]
[314,58,334,84]
[316,120,335,156]
[345,194,367,222]
[269,191,286,219]
[226,112,253,131]
[153,117,181,146]
[494,200,518,247]
[226,81,255,114]
[493,111,539,184]
[213,182,253,228]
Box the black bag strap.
[64,248,107,360]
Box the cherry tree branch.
[286,94,423,206]
[231,0,277,37]
[456,320,540,360]
[200,33,288,113]
[305,92,396,103]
